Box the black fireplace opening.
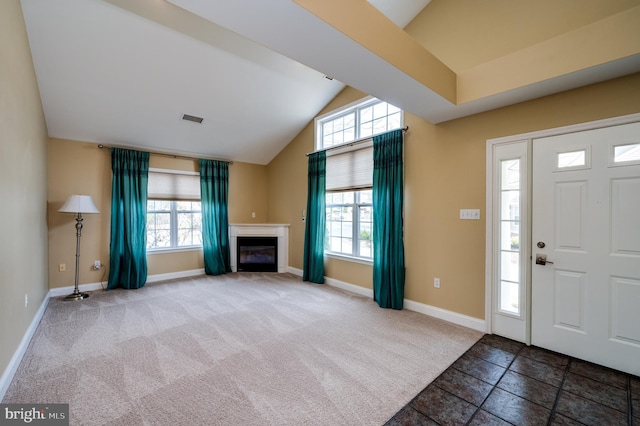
[237,237,278,272]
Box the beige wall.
[48,139,269,288]
[48,139,111,290]
[267,73,640,320]
[407,0,640,73]
[0,0,49,385]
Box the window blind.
[325,144,373,191]
[148,170,200,200]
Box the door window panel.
[613,143,640,164]
[558,150,586,168]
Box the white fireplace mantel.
[229,224,290,273]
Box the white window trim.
[325,252,373,265]
[149,167,199,176]
[147,246,203,255]
[314,96,404,151]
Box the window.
[557,150,586,168]
[613,142,640,164]
[498,159,521,315]
[554,147,591,171]
[316,97,402,150]
[146,169,202,251]
[317,96,403,262]
[325,190,373,260]
[147,200,202,249]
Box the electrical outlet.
[93,260,101,270]
[25,293,28,307]
[59,263,66,272]
[251,212,256,218]
[434,278,441,288]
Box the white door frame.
[485,112,640,339]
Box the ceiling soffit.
[171,0,640,123]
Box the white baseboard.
[403,300,486,332]
[0,292,50,401]
[287,266,303,277]
[325,276,373,298]
[49,281,104,297]
[287,266,485,332]
[48,268,206,298]
[146,268,205,283]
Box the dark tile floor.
[386,334,640,425]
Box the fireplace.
[229,224,289,273]
[237,236,278,272]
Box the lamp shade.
[58,195,100,214]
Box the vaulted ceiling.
[21,0,640,164]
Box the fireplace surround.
[229,224,289,273]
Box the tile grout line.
[463,342,525,426]
[403,337,490,424]
[550,358,631,424]
[546,357,572,426]
[408,338,486,424]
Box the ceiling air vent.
[182,114,204,124]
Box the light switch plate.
[460,209,480,220]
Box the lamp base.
[64,291,90,301]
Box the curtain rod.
[97,144,233,164]
[306,126,408,157]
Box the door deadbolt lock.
[537,241,546,248]
[535,253,554,265]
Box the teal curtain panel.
[107,148,150,290]
[303,151,326,283]
[199,159,231,275]
[373,129,405,309]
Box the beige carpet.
[3,273,482,425]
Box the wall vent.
[182,114,204,124]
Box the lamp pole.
[65,213,89,301]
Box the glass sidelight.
[489,138,529,342]
[498,158,521,315]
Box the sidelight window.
[498,159,521,315]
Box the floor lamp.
[58,194,100,301]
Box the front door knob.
[535,253,554,265]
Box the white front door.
[531,122,640,375]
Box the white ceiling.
[20,0,638,165]
[20,0,429,164]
